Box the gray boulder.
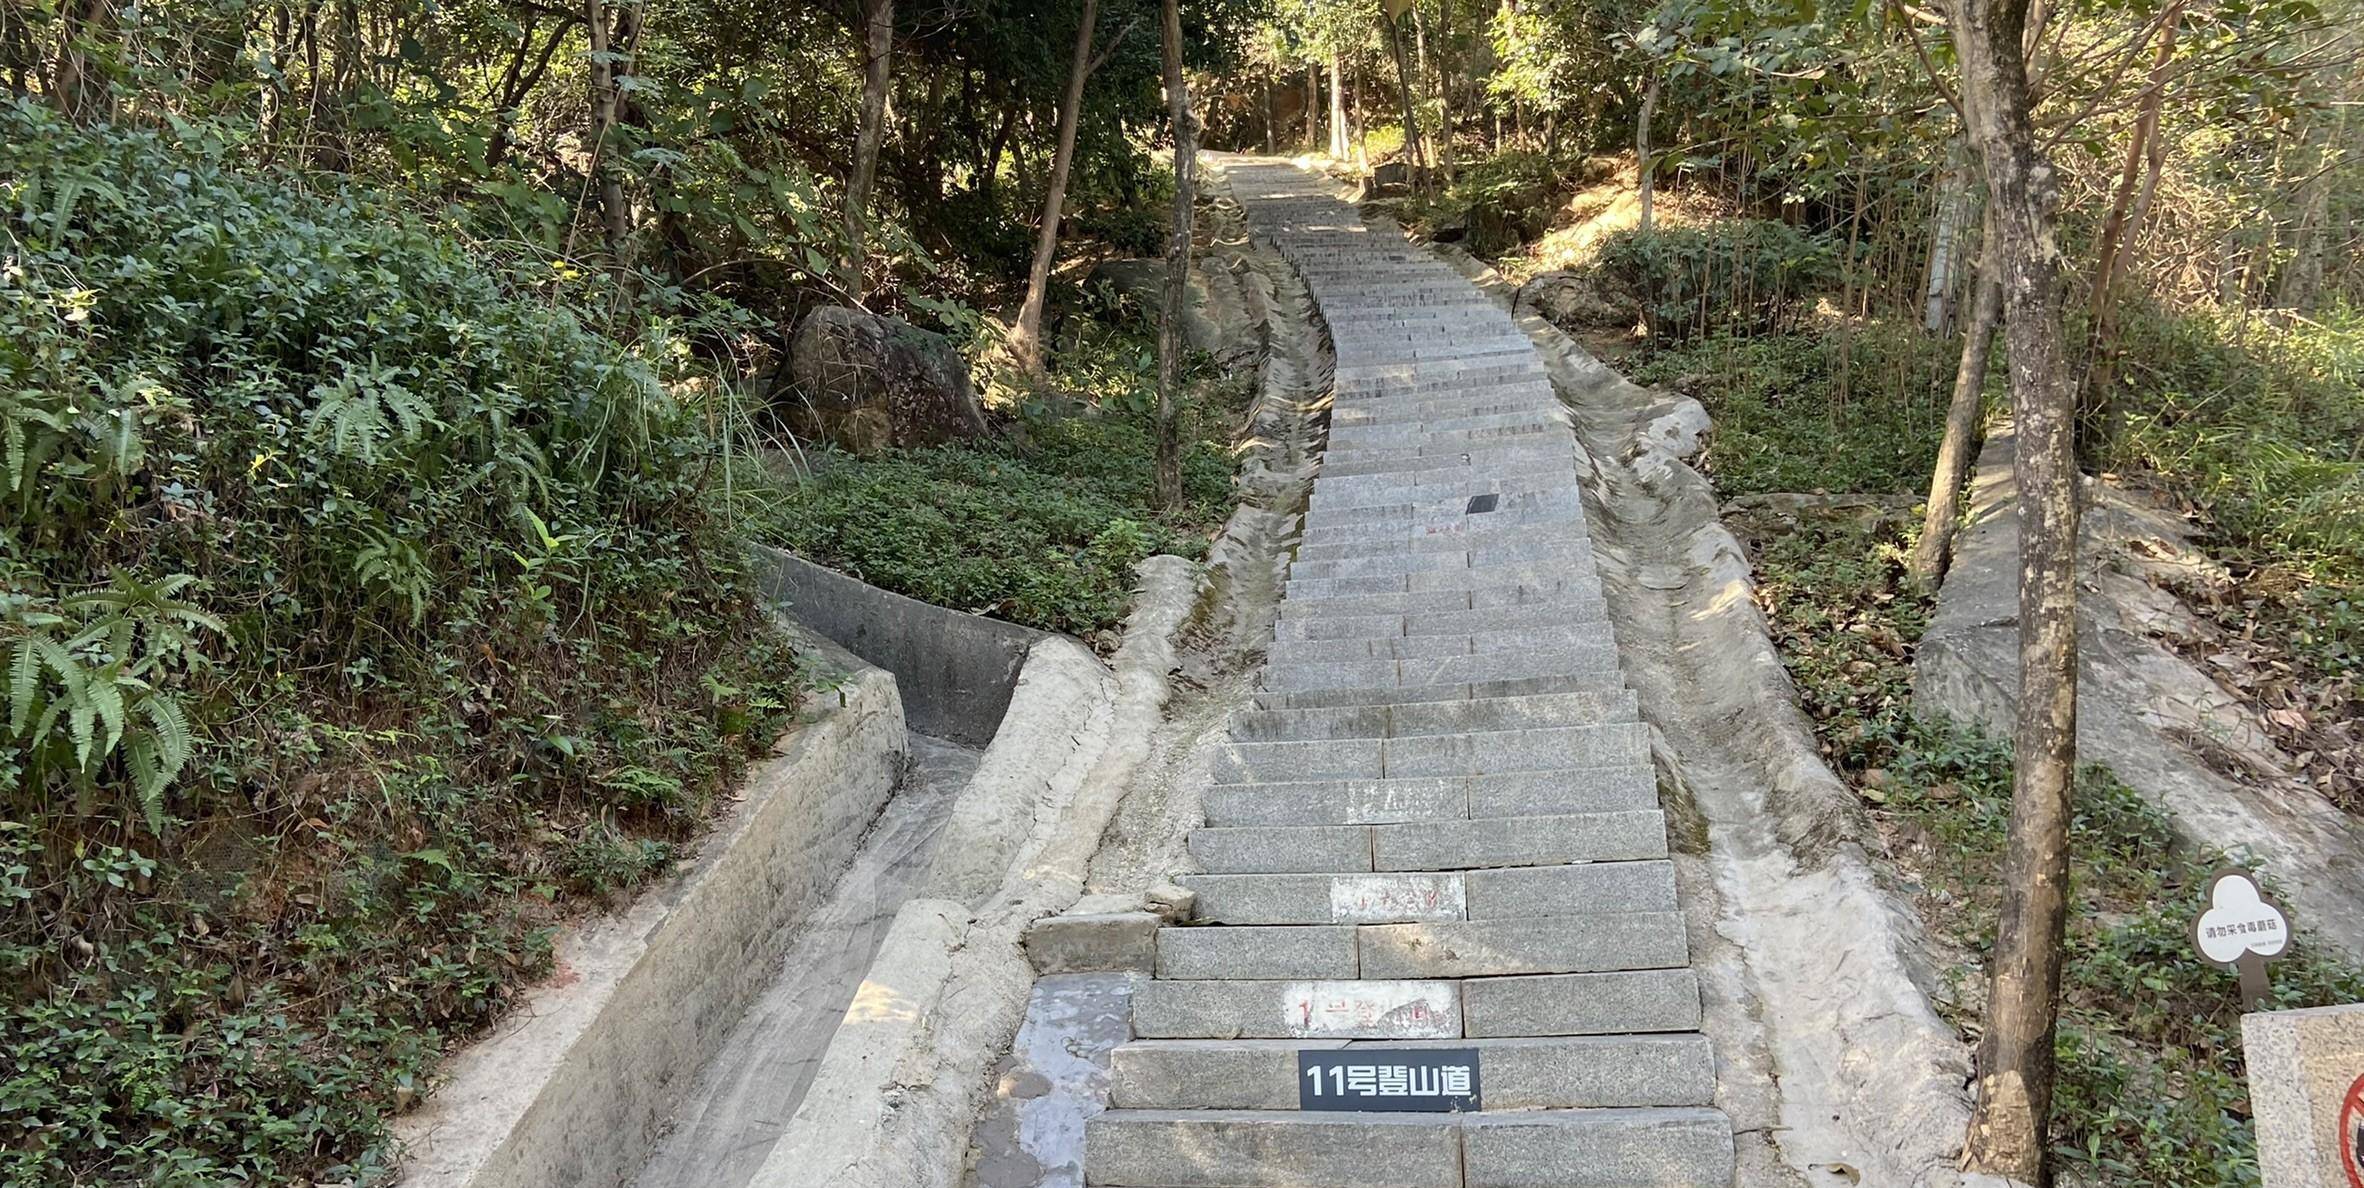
[1518,269,1636,328]
[783,306,987,453]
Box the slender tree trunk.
[1011,0,1100,377]
[1155,0,1197,510]
[1636,70,1660,232]
[1328,51,1347,157]
[1907,257,2004,592]
[2274,63,2346,310]
[841,0,893,300]
[1381,9,1426,188]
[2078,0,2180,431]
[1435,0,1456,179]
[1306,62,1320,150]
[587,0,634,262]
[1353,63,1368,166]
[1263,77,1276,154]
[49,0,115,123]
[1952,0,2082,1176]
[1923,137,1976,331]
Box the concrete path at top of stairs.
[1078,159,1740,1188]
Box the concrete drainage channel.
[391,174,1318,1187]
[391,538,1203,1188]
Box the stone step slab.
[1105,1034,1716,1111]
[1084,1110,1463,1188]
[1461,1108,1736,1187]
[1211,722,1648,784]
[1157,925,1359,980]
[1190,823,1374,872]
[1179,860,1677,925]
[1201,766,1659,827]
[1131,978,1462,1040]
[1461,969,1704,1036]
[1227,690,1638,741]
[1184,809,1668,873]
[1357,912,1690,979]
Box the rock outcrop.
[783,306,987,453]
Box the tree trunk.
[1906,257,2004,592]
[1636,71,1660,232]
[1155,0,1197,510]
[841,0,893,301]
[587,0,634,263]
[1328,51,1347,157]
[1011,0,1100,378]
[1263,77,1275,154]
[1307,61,1320,150]
[49,0,115,123]
[1381,9,1426,187]
[1951,0,2082,1176]
[1435,0,1456,179]
[1923,137,1976,332]
[2274,92,2345,310]
[2077,0,2180,433]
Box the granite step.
[1105,1034,1717,1111]
[1226,690,1640,741]
[1201,766,1659,826]
[1083,1107,1735,1187]
[1178,860,1678,925]
[1188,810,1668,873]
[1210,722,1651,785]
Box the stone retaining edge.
[391,639,908,1188]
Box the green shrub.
[0,103,802,1185]
[1628,327,1964,496]
[759,407,1235,636]
[1599,220,1840,342]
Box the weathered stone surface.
[1372,810,1667,870]
[1357,912,1689,978]
[1155,925,1358,980]
[2240,1003,2364,1188]
[1023,911,1161,974]
[782,305,986,453]
[1131,978,1462,1039]
[1106,1034,1716,1111]
[1460,1107,1736,1186]
[1461,969,1704,1036]
[1085,1110,1461,1187]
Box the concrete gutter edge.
[391,657,908,1188]
[754,543,1046,747]
[749,554,1204,1188]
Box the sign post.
[2189,868,2292,1010]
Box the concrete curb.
[391,641,907,1188]
[752,556,1204,1188]
[928,635,1120,905]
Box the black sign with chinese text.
[1297,1048,1481,1113]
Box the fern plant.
[3,575,220,830]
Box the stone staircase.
[1079,161,1737,1187]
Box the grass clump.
[1741,509,2364,1186]
[1629,327,1962,497]
[1,105,805,1186]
